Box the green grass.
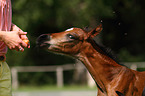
[13,85,97,92]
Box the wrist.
[0,31,8,41]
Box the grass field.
[13,85,97,96]
[13,85,97,92]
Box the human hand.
[1,31,28,52]
[11,24,30,49]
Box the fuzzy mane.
[83,26,121,64]
[88,39,120,64]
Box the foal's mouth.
[36,41,50,48]
[36,34,51,48]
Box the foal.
[37,24,145,96]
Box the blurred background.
[7,0,145,93]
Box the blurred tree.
[7,0,115,66]
[6,0,145,85]
[7,0,116,86]
[102,0,145,61]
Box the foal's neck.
[77,40,123,92]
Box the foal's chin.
[46,48,76,59]
[37,43,50,50]
[47,49,68,57]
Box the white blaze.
[65,28,74,31]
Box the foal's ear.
[88,24,103,38]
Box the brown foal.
[37,24,145,96]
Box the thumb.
[18,31,27,35]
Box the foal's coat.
[37,24,145,96]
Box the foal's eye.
[67,34,76,40]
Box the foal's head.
[37,24,102,56]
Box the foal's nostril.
[37,34,50,43]
[40,34,50,40]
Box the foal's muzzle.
[36,34,51,48]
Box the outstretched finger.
[18,31,27,35]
